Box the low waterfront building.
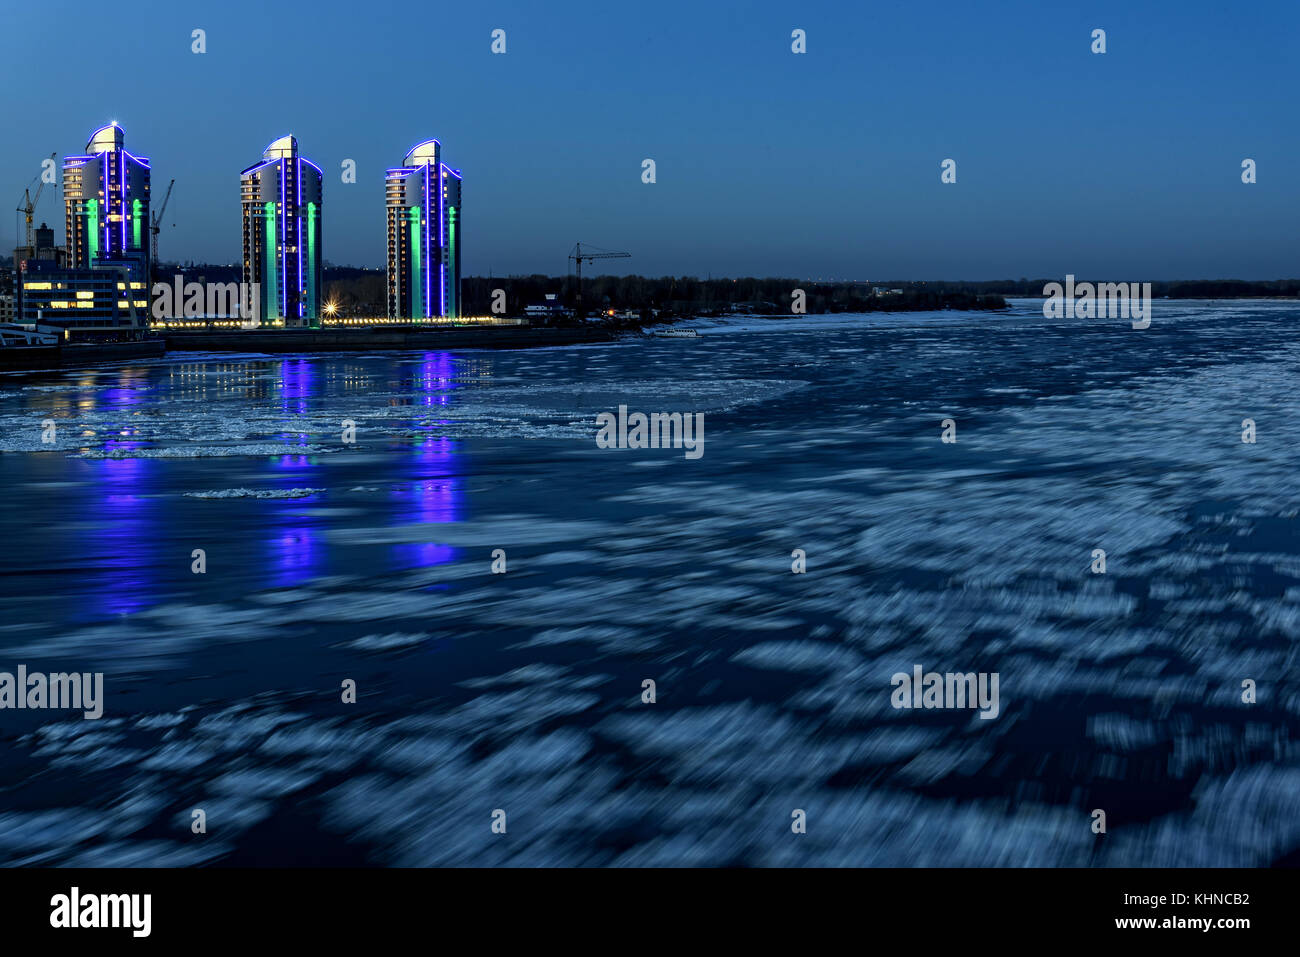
[15,259,148,340]
[524,294,568,321]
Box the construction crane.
[568,242,630,320]
[150,179,175,264]
[15,153,57,249]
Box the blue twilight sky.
[2,0,1297,279]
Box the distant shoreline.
[1012,295,1300,301]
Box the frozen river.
[0,299,1297,866]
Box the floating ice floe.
[183,487,325,499]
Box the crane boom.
[15,153,57,249]
[151,179,175,264]
[568,242,630,320]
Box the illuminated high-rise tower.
[385,139,462,321]
[63,123,151,282]
[240,135,322,326]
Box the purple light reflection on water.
[273,454,312,470]
[257,359,325,585]
[391,433,462,569]
[99,368,155,409]
[265,456,325,587]
[81,440,157,618]
[391,354,463,569]
[267,523,322,589]
[100,388,136,409]
[279,358,314,416]
[274,358,315,460]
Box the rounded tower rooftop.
[403,139,441,166]
[87,123,125,152]
[263,135,298,159]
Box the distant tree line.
[41,260,1297,320]
[458,275,1008,317]
[138,271,1300,316]
[136,266,1011,317]
[916,278,1300,299]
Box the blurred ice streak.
[0,299,1297,866]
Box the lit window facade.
[385,139,462,321]
[63,124,151,285]
[240,135,323,327]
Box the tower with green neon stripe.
[240,135,323,327]
[63,124,151,285]
[385,139,462,321]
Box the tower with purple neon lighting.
[240,135,323,327]
[63,123,151,283]
[385,139,462,321]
